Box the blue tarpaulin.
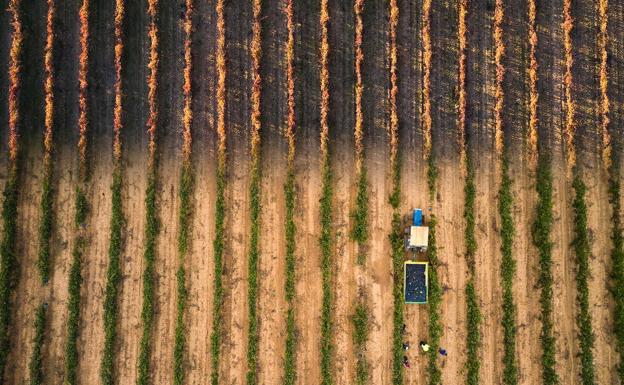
[404,262,428,304]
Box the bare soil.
[0,2,622,385]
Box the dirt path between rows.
[396,0,429,380]
[6,133,45,385]
[4,0,46,381]
[76,0,116,382]
[114,0,149,382]
[360,1,393,383]
[149,0,184,382]
[256,1,288,383]
[185,0,218,383]
[220,1,253,383]
[43,0,81,380]
[292,1,321,383]
[328,0,356,383]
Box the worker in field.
[439,348,447,356]
[402,342,410,351]
[403,355,410,368]
[419,341,430,352]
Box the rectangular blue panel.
[413,209,423,226]
[405,262,427,303]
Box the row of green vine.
[137,161,159,385]
[319,154,333,385]
[499,156,518,385]
[464,155,481,385]
[571,172,596,385]
[210,160,225,385]
[389,149,404,385]
[532,154,558,385]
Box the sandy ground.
[148,0,185,383]
[5,1,46,383]
[292,0,322,384]
[256,0,288,383]
[396,0,430,381]
[114,0,149,383]
[1,1,623,385]
[219,2,253,384]
[6,129,45,385]
[75,0,116,382]
[466,2,505,383]
[328,0,356,383]
[185,0,217,383]
[43,0,81,380]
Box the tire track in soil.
[149,0,184,382]
[396,0,428,382]
[466,2,503,384]
[4,0,46,381]
[115,0,149,382]
[43,0,80,378]
[571,0,616,381]
[328,1,356,383]
[361,2,392,384]
[429,0,466,383]
[186,0,217,383]
[220,1,252,383]
[501,2,542,384]
[292,0,321,383]
[77,1,116,382]
[257,0,287,383]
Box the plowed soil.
[1,1,622,385]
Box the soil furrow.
[396,0,438,380]
[292,0,322,383]
[256,0,288,383]
[360,1,393,384]
[114,0,149,382]
[220,1,253,383]
[328,0,356,383]
[185,0,217,383]
[148,0,184,383]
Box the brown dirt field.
[219,1,252,384]
[114,0,149,382]
[466,2,505,383]
[396,0,430,381]
[364,138,393,385]
[76,0,116,382]
[148,0,184,382]
[292,0,322,383]
[361,1,394,384]
[293,131,322,385]
[257,136,287,385]
[43,0,81,380]
[2,1,624,385]
[429,1,469,384]
[6,1,47,383]
[256,0,288,383]
[435,158,468,383]
[501,1,543,383]
[185,0,218,383]
[328,0,356,383]
[572,0,618,381]
[6,133,45,385]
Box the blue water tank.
[413,209,423,226]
